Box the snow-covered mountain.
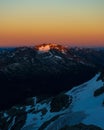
[0,72,104,130]
[0,44,99,110]
[0,44,104,130]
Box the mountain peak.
[36,43,67,53]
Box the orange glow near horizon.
[0,0,104,47]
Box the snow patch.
[38,45,50,52]
[54,56,62,60]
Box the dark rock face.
[50,93,72,112]
[94,86,104,97]
[0,107,27,130]
[60,123,102,130]
[0,44,104,110]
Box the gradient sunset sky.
[0,0,104,47]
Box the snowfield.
[22,73,104,130]
[67,73,104,129]
[1,73,104,130]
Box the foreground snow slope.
[23,73,104,130]
[0,73,104,130]
[67,73,104,129]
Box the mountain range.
[0,43,104,130]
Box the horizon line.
[0,44,104,48]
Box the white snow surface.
[38,45,51,52]
[20,74,104,130]
[22,100,68,130]
[67,73,104,129]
